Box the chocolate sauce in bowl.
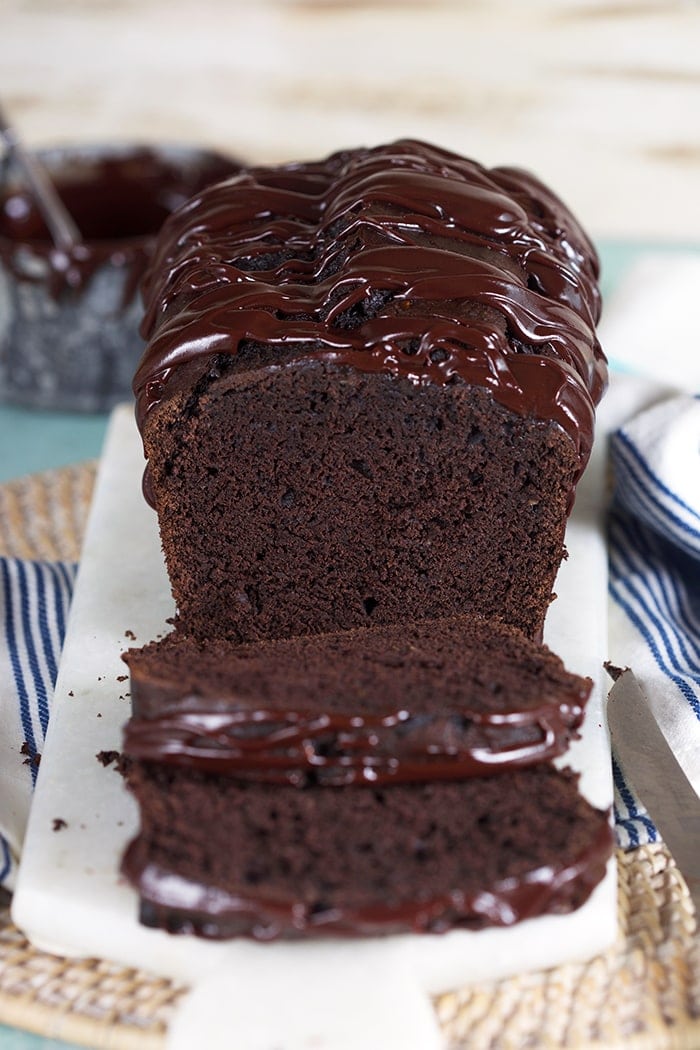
[0,144,240,410]
[1,148,236,297]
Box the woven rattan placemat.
[1,464,699,1050]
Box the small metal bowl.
[0,143,239,412]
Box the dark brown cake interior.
[126,614,589,719]
[145,363,580,642]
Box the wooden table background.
[2,0,699,244]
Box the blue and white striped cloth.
[608,394,700,849]
[598,252,700,849]
[0,558,76,889]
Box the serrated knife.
[607,667,700,917]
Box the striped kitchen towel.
[608,393,700,849]
[0,558,77,890]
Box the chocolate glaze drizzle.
[121,818,614,940]
[133,139,606,480]
[122,695,587,786]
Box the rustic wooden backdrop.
[1,0,699,241]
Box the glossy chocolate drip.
[134,139,606,477]
[121,818,614,939]
[122,696,585,785]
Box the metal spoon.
[0,101,82,252]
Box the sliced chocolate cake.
[121,765,613,940]
[133,139,606,643]
[121,140,612,946]
[122,615,592,785]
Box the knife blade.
[607,667,700,919]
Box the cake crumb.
[52,818,67,832]
[116,674,128,682]
[125,629,136,640]
[19,745,41,768]
[604,661,628,682]
[97,749,121,768]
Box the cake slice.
[133,139,607,643]
[122,615,592,785]
[121,765,613,939]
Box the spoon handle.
[0,103,82,252]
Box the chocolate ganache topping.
[122,695,588,787]
[133,139,606,474]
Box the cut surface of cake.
[122,615,592,785]
[121,765,613,940]
[133,139,607,643]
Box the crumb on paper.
[68,690,74,697]
[117,674,128,683]
[125,629,136,640]
[52,818,67,832]
[96,749,121,769]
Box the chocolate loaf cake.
[122,615,592,785]
[133,139,607,642]
[121,764,613,939]
[121,140,612,947]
